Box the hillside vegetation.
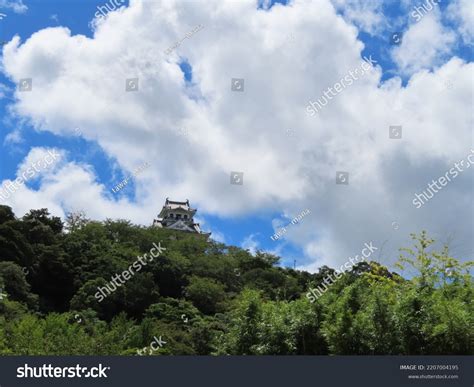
[0,205,472,355]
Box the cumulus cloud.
[330,0,386,35]
[0,0,472,272]
[15,147,65,180]
[392,11,456,76]
[0,146,157,223]
[447,0,474,45]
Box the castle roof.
[154,198,210,237]
[163,198,196,211]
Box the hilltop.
[0,206,472,355]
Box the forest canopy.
[0,205,472,355]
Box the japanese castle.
[153,198,210,237]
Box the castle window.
[154,199,208,237]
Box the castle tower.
[153,198,210,237]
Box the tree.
[0,207,472,356]
[221,289,263,355]
[0,205,15,224]
[185,276,226,314]
[65,211,90,233]
[23,209,63,234]
[0,262,38,310]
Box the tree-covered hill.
[0,205,472,355]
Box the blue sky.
[0,0,472,272]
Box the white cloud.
[241,233,260,255]
[0,0,472,272]
[210,230,226,244]
[0,147,156,223]
[447,0,474,45]
[330,0,386,35]
[0,0,27,14]
[392,11,456,75]
[16,147,65,180]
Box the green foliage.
[0,261,38,309]
[222,289,263,355]
[185,276,226,314]
[0,205,472,355]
